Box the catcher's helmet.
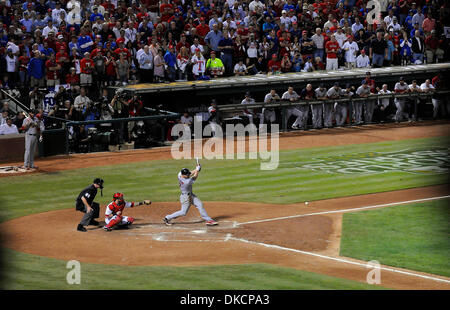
[180,168,191,176]
[93,178,104,189]
[113,192,124,200]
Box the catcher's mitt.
[137,200,152,206]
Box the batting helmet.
[180,168,191,176]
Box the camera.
[115,88,129,100]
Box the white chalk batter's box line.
[238,195,450,226]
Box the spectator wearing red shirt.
[176,34,190,53]
[80,52,95,87]
[101,0,115,13]
[267,54,281,74]
[46,53,61,87]
[55,34,67,53]
[65,67,80,87]
[196,18,210,45]
[325,34,339,70]
[55,47,70,80]
[18,50,30,87]
[114,41,131,61]
[159,0,173,23]
[425,30,444,63]
[44,31,57,51]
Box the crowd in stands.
[0,0,449,143]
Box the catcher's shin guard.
[105,215,122,229]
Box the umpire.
[76,178,104,232]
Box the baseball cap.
[399,76,405,81]
[366,71,371,75]
[361,79,367,84]
[334,82,340,87]
[319,83,325,88]
[245,91,251,97]
[58,34,63,39]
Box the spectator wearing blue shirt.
[204,24,223,54]
[399,32,412,65]
[410,23,424,39]
[33,13,47,30]
[45,0,56,10]
[163,45,177,82]
[28,50,46,88]
[262,16,276,34]
[90,7,104,22]
[69,35,81,57]
[20,12,34,33]
[22,0,34,11]
[38,41,54,58]
[404,10,414,32]
[78,29,94,54]
[0,29,8,48]
[217,29,234,75]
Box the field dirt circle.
[1,201,339,266]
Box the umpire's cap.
[180,168,191,176]
[93,178,104,188]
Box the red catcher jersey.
[105,201,134,216]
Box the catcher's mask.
[113,192,124,200]
[180,168,191,176]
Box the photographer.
[125,94,143,143]
[98,89,115,131]
[110,88,129,144]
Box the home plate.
[191,230,207,234]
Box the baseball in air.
[305,201,309,205]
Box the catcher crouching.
[103,192,151,231]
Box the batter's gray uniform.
[281,91,304,128]
[22,116,44,169]
[355,85,371,124]
[313,87,327,129]
[394,82,409,122]
[165,172,213,222]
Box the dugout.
[112,63,450,113]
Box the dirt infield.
[1,121,450,290]
[1,185,449,290]
[1,120,449,175]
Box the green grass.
[0,136,448,289]
[0,249,386,290]
[340,199,450,277]
[0,136,448,221]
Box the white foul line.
[238,195,450,226]
[229,237,450,284]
